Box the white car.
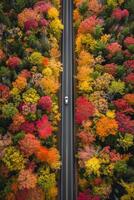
[64,96,69,105]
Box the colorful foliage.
[0,0,62,199]
[74,0,134,199]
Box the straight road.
[60,0,75,199]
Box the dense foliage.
[74,0,134,199]
[0,0,63,199]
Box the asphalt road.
[60,0,75,199]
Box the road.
[60,0,75,200]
